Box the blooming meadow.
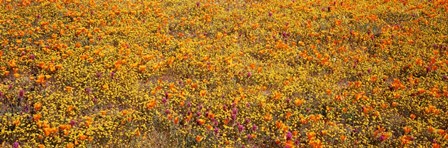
[1,0,447,147]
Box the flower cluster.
[1,0,447,147]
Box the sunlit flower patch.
[0,0,447,147]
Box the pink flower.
[286,131,293,140]
[18,89,25,98]
[252,124,258,131]
[238,124,244,132]
[13,141,19,148]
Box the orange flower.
[428,126,436,133]
[275,121,284,129]
[100,110,107,116]
[102,84,109,90]
[75,42,82,48]
[309,139,322,148]
[300,118,308,124]
[169,83,176,90]
[432,143,440,148]
[425,105,437,114]
[223,118,230,125]
[391,79,405,90]
[342,108,348,113]
[66,143,74,148]
[197,119,205,125]
[417,88,426,95]
[403,126,412,134]
[340,135,346,141]
[381,103,388,109]
[36,74,45,84]
[391,102,398,107]
[264,113,272,121]
[249,63,256,69]
[67,105,74,112]
[139,65,146,72]
[59,124,71,130]
[65,86,73,92]
[64,130,70,136]
[415,58,423,66]
[13,119,20,126]
[191,83,198,89]
[285,111,292,119]
[78,134,88,140]
[179,101,185,107]
[43,128,52,136]
[3,71,10,76]
[285,140,294,148]
[13,73,20,78]
[353,81,362,88]
[335,19,342,26]
[185,79,192,84]
[33,114,42,122]
[34,102,42,111]
[207,112,215,119]
[195,135,202,142]
[174,117,179,124]
[275,139,281,145]
[167,56,175,66]
[146,100,157,109]
[273,91,282,100]
[393,93,401,99]
[307,131,316,140]
[318,130,327,136]
[437,129,445,135]
[362,106,370,114]
[400,135,413,145]
[200,90,207,97]
[370,76,378,82]
[294,99,305,106]
[114,60,122,69]
[325,89,332,95]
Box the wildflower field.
[0,0,447,147]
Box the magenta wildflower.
[286,131,293,140]
[238,124,244,132]
[13,141,19,148]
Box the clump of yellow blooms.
[1,0,447,147]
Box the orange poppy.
[200,90,207,97]
[66,143,74,148]
[43,128,52,136]
[34,102,42,111]
[403,126,412,134]
[78,134,88,140]
[138,65,146,72]
[33,114,42,122]
[197,119,205,125]
[195,135,202,142]
[146,100,157,109]
[294,99,305,106]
